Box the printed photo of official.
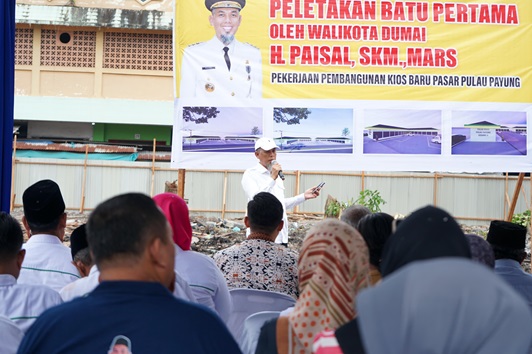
[179,0,262,99]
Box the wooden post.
[504,172,509,219]
[506,173,525,221]
[177,169,186,198]
[10,135,17,212]
[294,170,301,213]
[79,145,89,212]
[222,171,228,220]
[150,139,156,197]
[361,171,365,191]
[433,173,438,206]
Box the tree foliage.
[342,127,350,136]
[273,108,311,125]
[251,126,260,135]
[183,107,220,124]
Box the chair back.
[241,311,281,354]
[226,288,296,349]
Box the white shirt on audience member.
[0,315,24,354]
[175,244,232,321]
[18,234,81,292]
[0,274,63,332]
[59,265,197,304]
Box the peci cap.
[22,179,65,225]
[205,0,245,11]
[254,137,279,151]
[70,224,88,259]
[487,220,527,250]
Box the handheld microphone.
[271,160,285,181]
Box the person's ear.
[244,216,250,228]
[209,14,214,26]
[254,150,260,158]
[276,220,284,232]
[21,216,31,238]
[16,249,26,270]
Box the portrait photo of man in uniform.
[179,0,262,99]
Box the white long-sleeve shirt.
[241,163,306,243]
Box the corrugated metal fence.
[10,157,531,226]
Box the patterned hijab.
[153,193,192,251]
[287,219,370,353]
[465,234,495,268]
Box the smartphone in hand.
[313,182,325,193]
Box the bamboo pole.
[433,173,438,206]
[506,173,525,221]
[222,171,228,220]
[10,135,17,212]
[79,145,89,212]
[150,139,156,197]
[294,170,301,213]
[177,169,186,198]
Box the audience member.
[465,233,495,268]
[0,314,23,354]
[332,258,532,354]
[17,179,81,290]
[69,224,92,277]
[0,212,62,332]
[255,219,370,354]
[487,220,532,311]
[154,192,232,322]
[17,193,241,354]
[380,205,471,277]
[340,204,371,229]
[356,212,394,285]
[214,192,299,298]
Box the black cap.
[70,224,88,258]
[487,220,527,249]
[22,180,65,224]
[205,0,245,11]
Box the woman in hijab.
[334,258,532,354]
[356,212,394,285]
[256,219,370,354]
[379,205,471,277]
[153,193,232,322]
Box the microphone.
[271,160,285,180]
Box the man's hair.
[247,192,283,234]
[73,248,92,267]
[491,244,527,263]
[26,215,62,235]
[340,204,371,229]
[87,193,169,266]
[0,212,23,261]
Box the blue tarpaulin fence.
[0,0,15,213]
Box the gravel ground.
[10,207,530,272]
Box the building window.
[103,32,173,71]
[40,29,96,67]
[15,27,33,66]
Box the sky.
[364,109,442,128]
[272,108,353,137]
[181,107,262,135]
[451,111,527,127]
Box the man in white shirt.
[241,138,320,245]
[0,212,63,332]
[18,179,81,291]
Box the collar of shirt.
[249,162,269,174]
[0,274,17,287]
[25,234,63,245]
[211,36,236,54]
[495,258,525,271]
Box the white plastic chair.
[226,288,296,350]
[241,311,281,354]
[0,315,24,354]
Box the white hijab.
[355,258,532,354]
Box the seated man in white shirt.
[0,212,63,332]
[18,179,81,291]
